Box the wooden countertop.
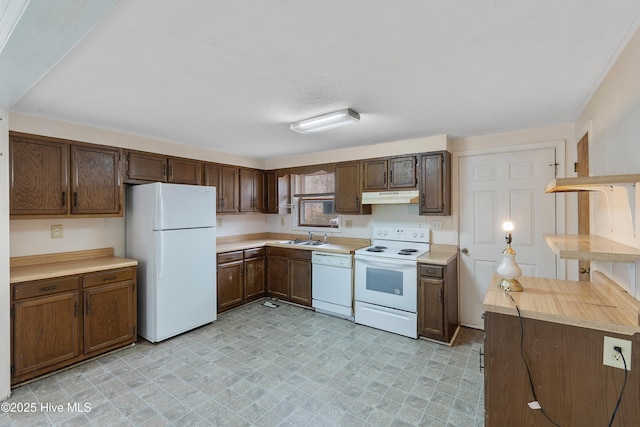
[544,234,640,262]
[483,272,640,335]
[10,248,138,284]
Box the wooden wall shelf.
[544,174,640,193]
[544,234,640,263]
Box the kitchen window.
[293,172,340,229]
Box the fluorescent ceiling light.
[290,108,360,134]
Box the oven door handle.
[355,256,417,268]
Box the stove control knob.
[413,232,417,237]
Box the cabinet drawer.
[419,264,444,278]
[217,251,243,264]
[267,247,311,261]
[83,268,134,288]
[13,276,81,301]
[244,247,265,258]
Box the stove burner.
[400,248,418,253]
[374,246,387,249]
[397,251,414,256]
[367,247,385,252]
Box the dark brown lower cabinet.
[11,267,137,385]
[217,247,266,313]
[266,247,312,306]
[13,291,81,381]
[244,249,266,301]
[484,312,640,426]
[418,258,458,343]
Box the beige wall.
[574,26,640,297]
[9,112,264,169]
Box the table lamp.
[497,221,523,291]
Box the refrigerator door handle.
[157,233,164,280]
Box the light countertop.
[417,248,458,265]
[217,238,365,254]
[483,272,640,335]
[10,248,137,284]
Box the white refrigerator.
[126,182,217,342]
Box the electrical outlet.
[432,221,442,231]
[51,224,63,238]
[345,220,353,228]
[216,217,223,227]
[280,217,285,226]
[603,336,632,370]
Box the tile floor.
[1,300,485,426]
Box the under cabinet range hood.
[361,190,419,205]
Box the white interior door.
[459,148,557,328]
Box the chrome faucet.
[308,231,313,241]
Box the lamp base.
[498,278,523,292]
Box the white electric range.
[354,225,430,338]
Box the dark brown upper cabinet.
[9,132,123,218]
[10,134,69,216]
[71,145,122,215]
[363,155,417,191]
[335,161,371,215]
[419,151,451,216]
[239,168,264,213]
[125,150,201,185]
[203,163,239,213]
[168,157,201,185]
[125,151,167,183]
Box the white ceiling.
[6,0,640,159]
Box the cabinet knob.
[461,248,469,255]
[579,267,590,274]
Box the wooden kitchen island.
[483,273,640,426]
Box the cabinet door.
[204,163,238,213]
[389,156,417,189]
[420,151,451,215]
[220,165,239,213]
[71,144,122,215]
[264,170,278,213]
[238,168,254,212]
[168,157,201,185]
[289,259,312,306]
[126,151,167,183]
[9,134,68,215]
[84,282,136,354]
[253,170,265,212]
[335,162,370,214]
[217,261,244,312]
[245,256,266,300]
[418,277,444,338]
[363,159,388,191]
[267,256,289,299]
[13,292,81,380]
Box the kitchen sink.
[298,240,327,246]
[278,239,327,246]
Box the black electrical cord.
[505,291,562,427]
[607,348,628,427]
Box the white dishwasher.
[312,251,353,320]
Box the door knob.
[461,248,469,255]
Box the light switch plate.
[51,224,63,238]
